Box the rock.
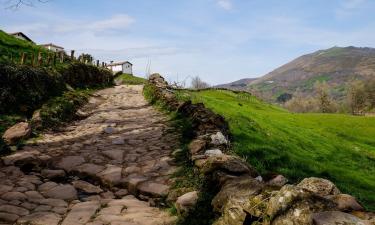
[137,182,169,197]
[297,177,341,196]
[103,127,116,134]
[201,154,258,178]
[175,191,199,214]
[0,185,13,195]
[52,207,67,215]
[24,191,44,199]
[38,182,58,192]
[0,212,19,223]
[330,194,364,212]
[1,149,40,166]
[102,150,123,160]
[34,205,52,212]
[72,180,103,194]
[43,184,77,201]
[98,165,122,186]
[17,212,61,225]
[312,211,367,225]
[41,169,66,179]
[114,189,128,198]
[2,122,31,145]
[40,198,68,207]
[20,202,37,210]
[267,175,288,187]
[75,163,105,177]
[57,156,85,172]
[188,139,206,155]
[210,132,228,145]
[0,205,29,216]
[100,191,115,199]
[61,201,100,225]
[111,138,125,145]
[124,166,141,174]
[31,110,42,129]
[205,149,223,157]
[1,192,27,201]
[126,176,148,195]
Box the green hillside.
[0,30,49,62]
[177,89,375,210]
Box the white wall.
[122,62,133,74]
[46,46,64,52]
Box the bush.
[0,62,66,116]
[59,62,113,88]
[39,90,89,128]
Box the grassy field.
[176,89,375,210]
[115,73,146,85]
[0,30,49,63]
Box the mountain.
[226,46,375,102]
[214,78,257,91]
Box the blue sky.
[1,0,375,85]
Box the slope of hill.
[214,78,256,91]
[245,46,375,101]
[177,89,375,210]
[0,30,49,62]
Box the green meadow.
[177,89,375,210]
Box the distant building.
[107,61,133,75]
[39,43,65,53]
[9,32,34,43]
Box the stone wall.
[148,74,374,225]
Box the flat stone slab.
[43,184,77,201]
[17,212,62,225]
[98,165,123,186]
[61,201,101,225]
[72,180,103,194]
[137,182,169,197]
[57,156,85,172]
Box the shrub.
[39,90,89,128]
[0,62,66,116]
[59,62,113,88]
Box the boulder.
[297,177,341,196]
[31,110,42,129]
[2,149,40,166]
[329,194,364,212]
[267,175,288,187]
[137,182,169,197]
[312,211,367,225]
[176,191,199,214]
[210,132,228,146]
[2,122,31,145]
[188,139,206,155]
[57,156,85,172]
[205,149,223,157]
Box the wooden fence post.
[102,62,105,67]
[96,60,99,67]
[71,50,75,60]
[20,52,26,65]
[60,52,64,63]
[31,53,35,67]
[53,53,57,66]
[38,52,43,66]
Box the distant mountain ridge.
[214,78,256,91]
[218,46,375,101]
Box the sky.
[1,0,375,85]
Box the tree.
[284,89,318,113]
[314,81,334,113]
[347,80,367,115]
[191,76,209,89]
[364,77,375,110]
[5,0,48,9]
[277,93,293,103]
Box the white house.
[39,43,65,53]
[107,61,133,75]
[9,32,34,43]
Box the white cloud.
[336,0,366,18]
[217,0,232,10]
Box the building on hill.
[39,43,65,53]
[107,61,133,75]
[9,32,34,43]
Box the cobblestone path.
[0,85,179,225]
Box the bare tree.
[347,80,367,115]
[191,76,209,89]
[4,0,49,9]
[314,81,335,113]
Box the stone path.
[0,85,179,225]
